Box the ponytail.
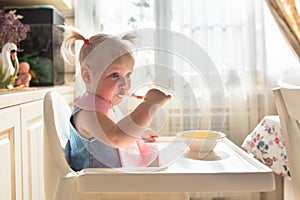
[60,26,86,65]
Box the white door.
[0,106,22,200]
[21,100,45,200]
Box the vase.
[0,43,19,89]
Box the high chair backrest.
[43,91,74,199]
[273,87,300,200]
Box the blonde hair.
[61,26,136,69]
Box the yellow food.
[181,132,220,139]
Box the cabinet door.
[20,100,45,200]
[0,107,22,200]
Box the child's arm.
[74,89,170,148]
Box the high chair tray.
[76,137,275,193]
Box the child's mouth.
[116,93,144,100]
[116,94,125,99]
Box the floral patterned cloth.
[242,115,290,177]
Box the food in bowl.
[177,130,226,152]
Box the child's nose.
[118,77,129,89]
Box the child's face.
[95,56,134,105]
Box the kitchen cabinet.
[21,100,44,200]
[0,106,22,200]
[0,85,74,200]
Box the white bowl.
[177,130,226,153]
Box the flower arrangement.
[0,9,30,50]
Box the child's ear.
[81,65,91,84]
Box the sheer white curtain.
[74,0,296,146]
[159,0,268,144]
[263,1,300,85]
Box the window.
[76,0,298,145]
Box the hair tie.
[84,39,89,45]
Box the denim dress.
[65,106,121,171]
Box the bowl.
[177,130,226,153]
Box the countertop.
[0,85,74,109]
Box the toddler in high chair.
[61,28,171,171]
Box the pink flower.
[279,172,284,177]
[275,137,280,144]
[264,157,273,166]
[255,134,260,139]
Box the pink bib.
[73,92,112,116]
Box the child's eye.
[109,73,119,78]
[126,72,132,78]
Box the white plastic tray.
[77,137,275,193]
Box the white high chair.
[43,91,188,200]
[273,85,300,200]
